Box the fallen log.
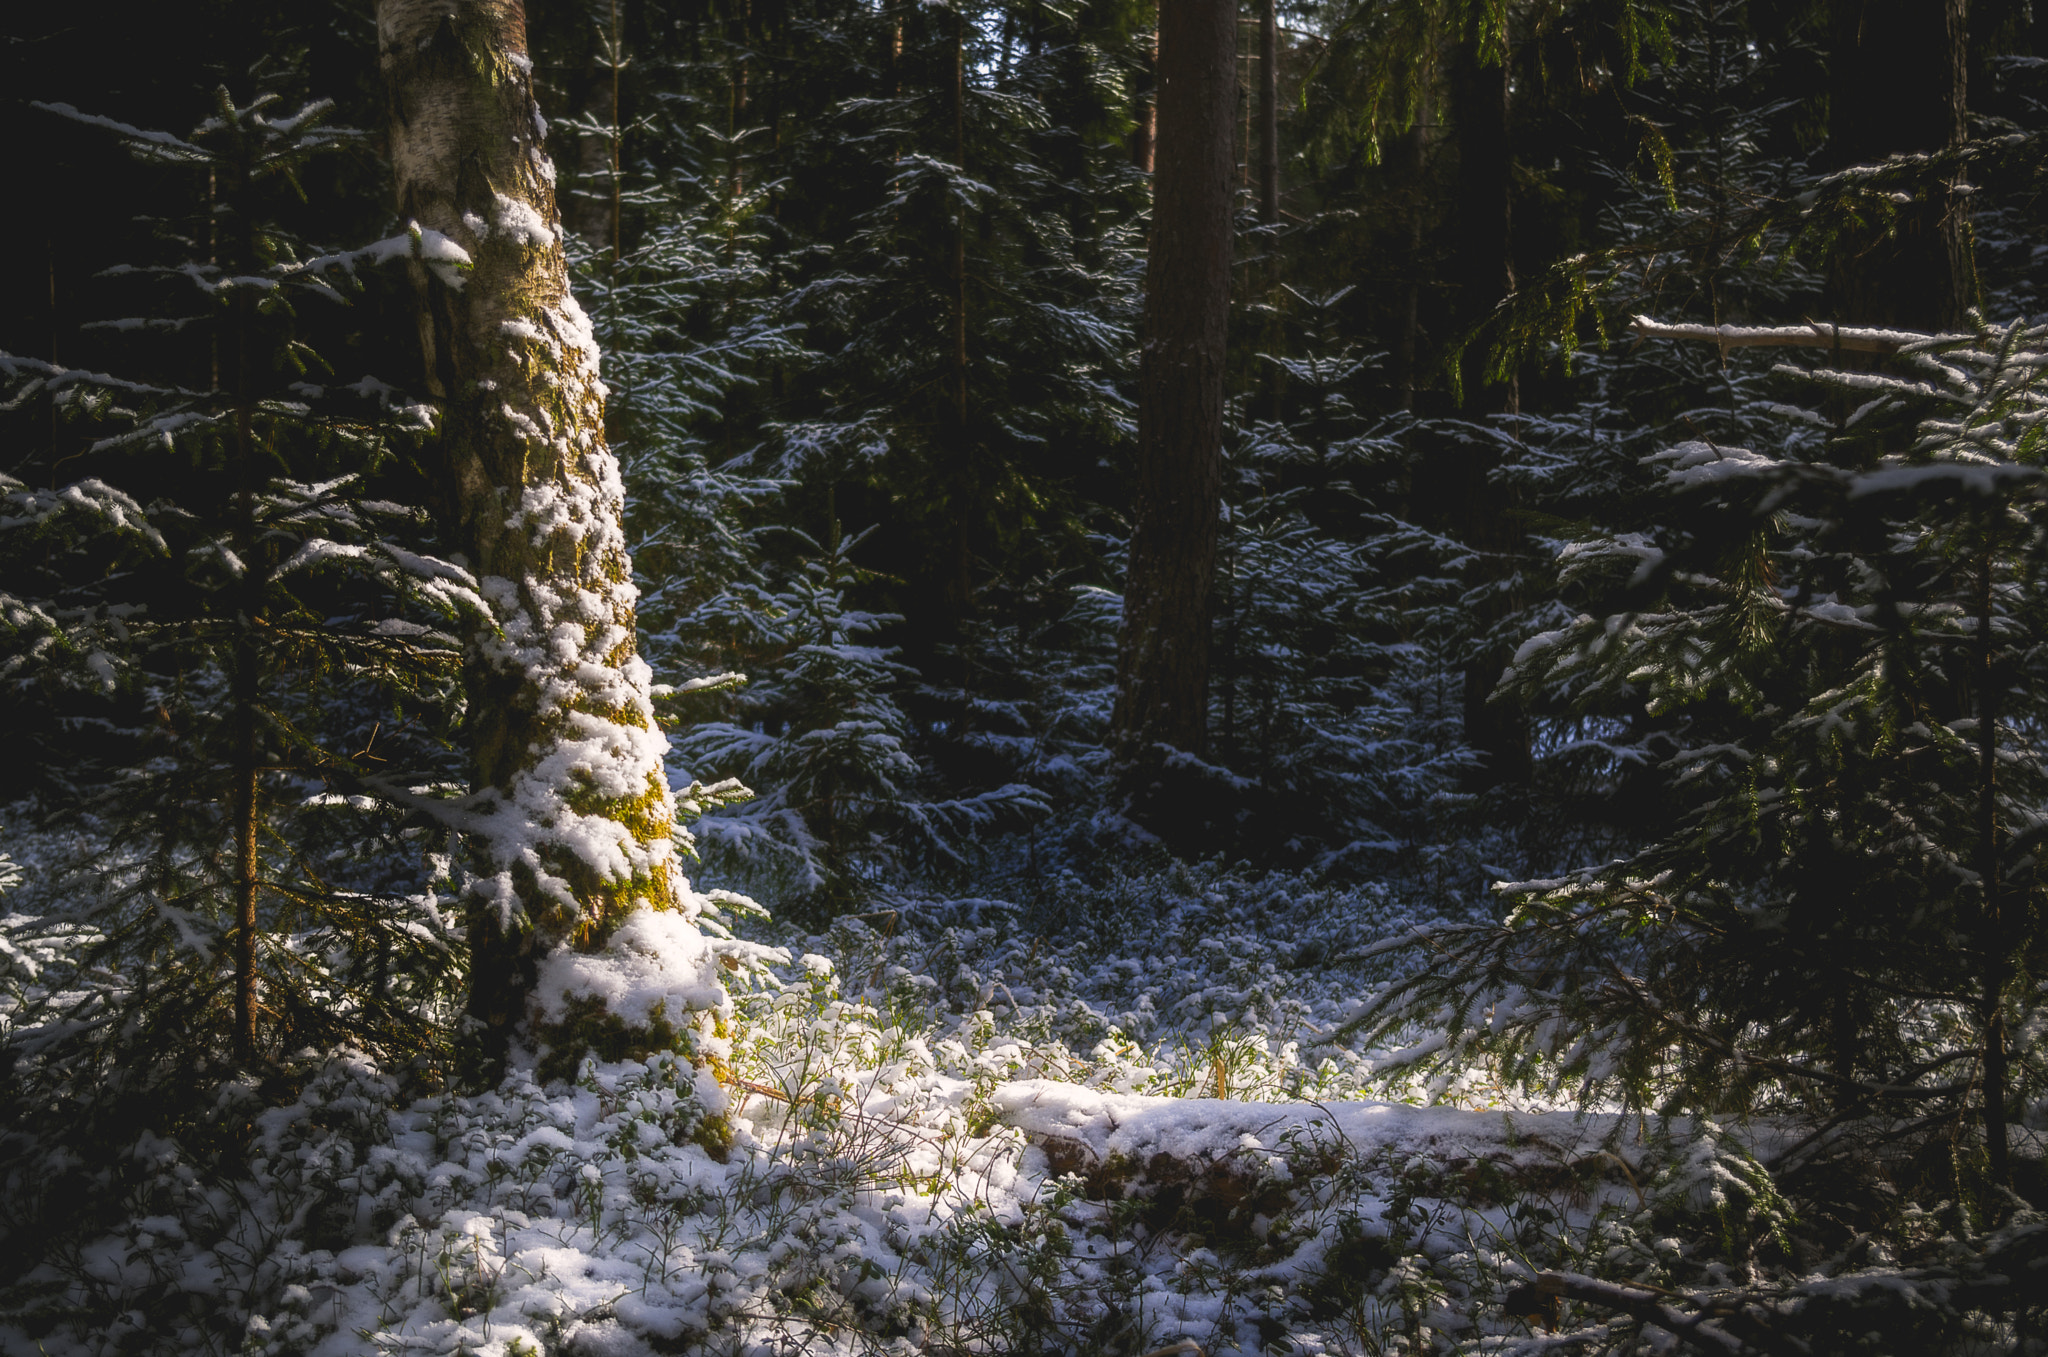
[990,1083,2045,1357]
[986,1081,1764,1234]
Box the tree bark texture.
[1253,0,1269,227]
[1255,0,1282,420]
[1393,90,1432,410]
[227,160,265,1066]
[1824,0,1974,329]
[1976,557,2010,1183]
[1112,0,1234,836]
[946,7,973,623]
[1129,23,1156,173]
[1440,42,1531,787]
[1448,44,1514,412]
[231,639,261,1063]
[378,0,725,1086]
[1257,0,1278,229]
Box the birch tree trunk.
[1111,0,1234,845]
[378,0,729,1094]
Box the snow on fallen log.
[992,1084,2048,1352]
[989,1081,1791,1218]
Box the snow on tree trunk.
[377,0,729,1094]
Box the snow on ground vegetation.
[0,826,1817,1357]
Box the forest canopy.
[2,0,2047,1354]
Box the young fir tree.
[765,0,1139,639]
[0,90,475,1125]
[1351,316,2048,1198]
[675,0,1139,895]
[535,5,1054,918]
[1475,0,1828,861]
[672,527,1050,912]
[1209,288,1478,883]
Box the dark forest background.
[8,3,2048,1350]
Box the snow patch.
[533,905,734,1028]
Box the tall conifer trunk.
[1255,0,1283,421]
[948,5,971,619]
[1256,0,1277,229]
[378,0,722,1088]
[1393,89,1431,410]
[1112,0,1234,841]
[1824,0,1974,328]
[1440,40,1531,788]
[224,153,265,1065]
[1976,555,2010,1184]
[1130,21,1156,172]
[1449,44,1514,412]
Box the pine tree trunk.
[1255,0,1283,422]
[611,0,625,261]
[946,7,973,626]
[1441,41,1531,788]
[1112,0,1234,842]
[1130,20,1156,172]
[227,166,264,1066]
[378,0,724,1091]
[231,643,260,1063]
[1449,45,1514,412]
[1823,0,1975,328]
[1976,555,2010,1184]
[1393,91,1431,411]
[1256,0,1277,230]
[949,9,969,454]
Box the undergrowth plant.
[1350,315,2048,1203]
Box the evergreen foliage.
[756,0,1141,663]
[674,527,1046,913]
[1219,296,1480,881]
[1352,317,2048,1182]
[9,1,2048,1352]
[0,89,474,1095]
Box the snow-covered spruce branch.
[1590,957,1981,1102]
[1329,888,1985,1111]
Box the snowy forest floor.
[12,809,2039,1357]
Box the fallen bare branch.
[1534,1271,1794,1357]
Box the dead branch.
[1533,1271,1797,1357]
[1628,315,1949,357]
[1530,1217,2048,1356]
